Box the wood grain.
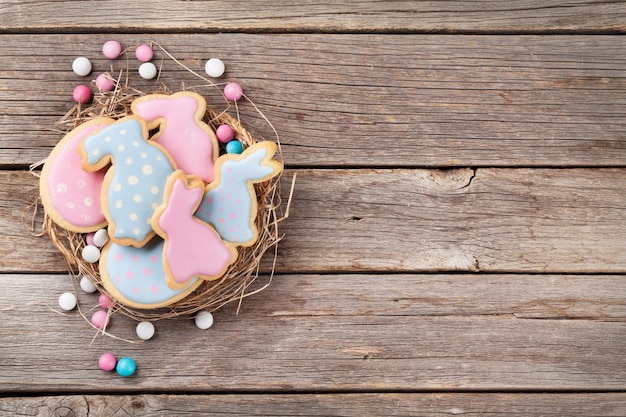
[1,1,625,33]
[0,273,624,393]
[5,168,625,274]
[1,34,625,168]
[2,393,626,417]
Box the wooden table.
[1,2,625,415]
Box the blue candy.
[116,357,136,377]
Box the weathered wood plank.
[0,273,625,392]
[2,393,626,417]
[1,34,625,167]
[1,1,625,33]
[4,168,625,274]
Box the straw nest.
[40,74,287,322]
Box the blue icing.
[82,118,175,244]
[195,147,276,244]
[104,239,198,305]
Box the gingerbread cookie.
[79,116,176,247]
[152,171,238,290]
[131,92,219,183]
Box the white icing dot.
[136,321,155,340]
[128,176,138,185]
[83,197,93,207]
[126,157,133,165]
[129,213,138,221]
[156,156,162,161]
[141,152,147,158]
[81,245,100,263]
[150,186,159,194]
[133,194,142,203]
[55,183,68,194]
[80,276,98,293]
[58,292,77,311]
[115,200,123,208]
[105,136,112,142]
[92,149,100,156]
[76,179,86,190]
[194,311,214,329]
[142,164,153,175]
[132,141,139,147]
[66,202,75,209]
[113,183,122,192]
[120,129,127,135]
[151,202,159,209]
[132,228,140,236]
[118,145,125,151]
[93,229,109,247]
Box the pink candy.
[72,85,92,104]
[98,294,114,309]
[85,232,95,246]
[216,124,235,143]
[135,44,153,62]
[95,74,115,91]
[102,41,122,59]
[98,352,117,371]
[224,82,243,101]
[91,310,109,328]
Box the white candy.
[194,311,214,329]
[136,321,155,340]
[82,244,100,263]
[205,58,225,78]
[80,276,98,293]
[93,228,109,247]
[58,292,77,311]
[72,57,92,76]
[138,62,157,80]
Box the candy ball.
[216,124,235,144]
[98,293,114,309]
[80,276,98,293]
[136,321,155,340]
[225,140,243,154]
[223,82,243,101]
[116,357,136,377]
[82,244,100,263]
[138,62,157,80]
[205,58,225,78]
[135,44,153,62]
[102,40,122,59]
[93,228,109,247]
[95,73,114,92]
[85,232,95,246]
[194,311,214,329]
[98,353,117,371]
[72,57,92,76]
[91,310,109,328]
[72,85,92,104]
[58,292,77,311]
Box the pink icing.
[133,94,217,182]
[158,177,235,285]
[44,121,111,229]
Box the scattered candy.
[223,82,243,101]
[225,140,243,154]
[58,292,77,311]
[95,73,115,91]
[82,244,100,263]
[138,62,157,80]
[91,310,109,328]
[205,58,225,78]
[135,44,153,62]
[85,232,95,246]
[72,84,92,104]
[216,124,235,144]
[194,311,214,329]
[102,40,122,59]
[72,57,92,76]
[80,276,98,293]
[93,228,109,247]
[136,321,155,340]
[98,293,114,309]
[116,357,136,377]
[98,352,117,371]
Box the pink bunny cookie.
[131,92,219,183]
[40,118,114,232]
[152,171,238,290]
